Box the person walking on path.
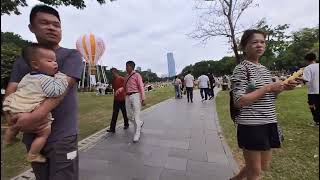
[230,29,297,180]
[300,53,319,127]
[184,71,195,103]
[4,5,84,180]
[198,74,210,101]
[180,75,185,96]
[107,68,129,133]
[172,76,182,98]
[208,72,216,99]
[116,61,145,143]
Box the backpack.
[229,65,250,124]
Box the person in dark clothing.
[300,53,319,127]
[5,5,84,180]
[180,76,185,96]
[107,68,129,133]
[208,73,216,100]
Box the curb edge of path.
[10,96,175,180]
[213,89,239,175]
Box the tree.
[1,43,21,88]
[1,32,32,89]
[1,0,109,16]
[178,56,237,78]
[278,27,319,71]
[189,0,260,63]
[180,64,194,76]
[256,20,291,70]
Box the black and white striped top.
[231,60,277,125]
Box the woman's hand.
[283,79,299,90]
[265,81,285,93]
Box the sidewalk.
[79,89,238,180]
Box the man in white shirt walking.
[184,71,195,103]
[198,74,210,101]
[301,53,319,126]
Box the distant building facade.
[136,66,142,71]
[167,52,176,77]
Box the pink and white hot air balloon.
[76,33,106,66]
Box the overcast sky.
[1,0,319,76]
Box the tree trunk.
[228,17,241,64]
[226,0,241,64]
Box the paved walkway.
[79,89,238,180]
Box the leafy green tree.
[1,32,31,89]
[257,21,291,70]
[311,41,319,57]
[140,71,160,83]
[278,27,319,71]
[1,43,21,88]
[180,64,194,76]
[1,0,109,16]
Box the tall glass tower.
[167,52,176,77]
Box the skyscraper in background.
[167,52,176,77]
[136,66,142,72]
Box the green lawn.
[1,86,174,180]
[216,86,319,180]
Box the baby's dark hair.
[22,43,54,67]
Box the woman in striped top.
[230,30,297,180]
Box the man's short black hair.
[30,5,60,24]
[22,43,54,67]
[110,67,118,72]
[126,61,136,69]
[304,52,317,62]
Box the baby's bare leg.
[29,124,51,155]
[3,125,20,145]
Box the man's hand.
[115,87,123,96]
[141,100,146,106]
[11,112,49,133]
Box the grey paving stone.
[187,150,208,162]
[79,158,109,172]
[207,151,229,165]
[164,157,188,171]
[141,166,163,180]
[186,160,233,178]
[168,148,208,162]
[79,169,132,180]
[143,157,167,168]
[168,148,189,159]
[141,128,165,135]
[78,90,237,180]
[160,169,187,180]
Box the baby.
[3,43,68,163]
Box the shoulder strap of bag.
[244,65,250,81]
[124,72,136,90]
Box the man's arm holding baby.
[8,50,83,133]
[9,76,76,132]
